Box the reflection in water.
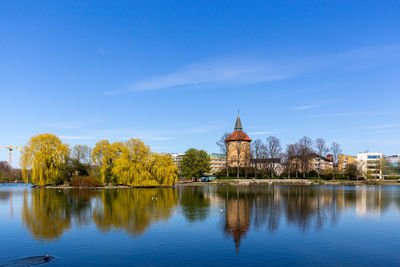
[215,186,400,251]
[22,189,97,241]
[93,189,178,236]
[19,185,400,250]
[0,191,11,202]
[179,187,210,223]
[221,189,250,252]
[22,189,73,241]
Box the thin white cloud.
[127,59,291,92]
[292,105,320,111]
[103,90,122,96]
[99,43,400,94]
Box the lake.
[1,184,400,266]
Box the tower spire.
[234,110,243,131]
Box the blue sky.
[1,1,400,167]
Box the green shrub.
[385,176,400,180]
[71,176,103,187]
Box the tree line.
[217,133,344,179]
[20,133,177,186]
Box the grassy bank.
[0,177,24,183]
[176,178,400,186]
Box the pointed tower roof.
[225,112,252,142]
[234,113,243,131]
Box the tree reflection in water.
[22,189,98,241]
[179,186,211,223]
[93,188,178,237]
[20,185,400,248]
[22,189,70,241]
[216,185,398,251]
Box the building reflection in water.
[214,185,400,251]
[18,185,400,248]
[223,190,250,252]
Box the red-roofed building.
[225,113,252,168]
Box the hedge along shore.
[177,179,400,186]
[35,184,175,189]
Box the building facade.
[311,154,333,174]
[338,154,357,173]
[384,154,400,178]
[357,152,384,179]
[225,114,252,167]
[170,153,184,177]
[209,153,226,174]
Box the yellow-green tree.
[92,140,122,184]
[93,138,177,186]
[150,153,177,186]
[20,133,69,185]
[111,139,153,186]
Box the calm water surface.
[1,184,400,266]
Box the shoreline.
[2,179,400,188]
[177,178,400,186]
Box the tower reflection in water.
[19,185,400,250]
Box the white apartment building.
[357,152,384,179]
[170,153,184,176]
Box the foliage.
[110,139,177,186]
[215,167,268,179]
[385,176,400,180]
[20,133,70,185]
[149,153,178,186]
[92,140,123,184]
[63,144,94,179]
[72,145,93,165]
[345,163,358,179]
[216,132,230,177]
[180,148,211,181]
[59,157,92,183]
[71,176,102,187]
[111,139,152,185]
[307,170,319,178]
[93,138,177,186]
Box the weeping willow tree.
[111,139,153,186]
[111,139,178,186]
[20,133,69,185]
[92,140,123,184]
[150,153,177,186]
